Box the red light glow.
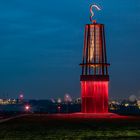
[20,94,23,98]
[25,105,30,111]
[81,81,108,113]
[58,106,61,109]
[19,94,24,101]
[57,106,61,113]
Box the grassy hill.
[0,114,140,140]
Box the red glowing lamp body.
[80,23,110,113]
[81,81,108,113]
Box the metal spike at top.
[90,4,101,23]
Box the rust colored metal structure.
[80,5,110,113]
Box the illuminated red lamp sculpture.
[80,4,110,113]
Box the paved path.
[0,114,29,123]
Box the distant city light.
[64,94,72,103]
[57,106,61,113]
[19,93,24,102]
[25,105,30,111]
[19,94,24,98]
[57,98,62,103]
[128,95,137,103]
[51,98,55,103]
[58,106,61,109]
[125,103,129,107]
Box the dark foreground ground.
[0,114,140,140]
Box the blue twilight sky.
[0,0,140,99]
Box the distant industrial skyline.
[0,0,140,99]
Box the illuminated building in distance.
[80,4,110,113]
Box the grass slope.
[0,114,140,140]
